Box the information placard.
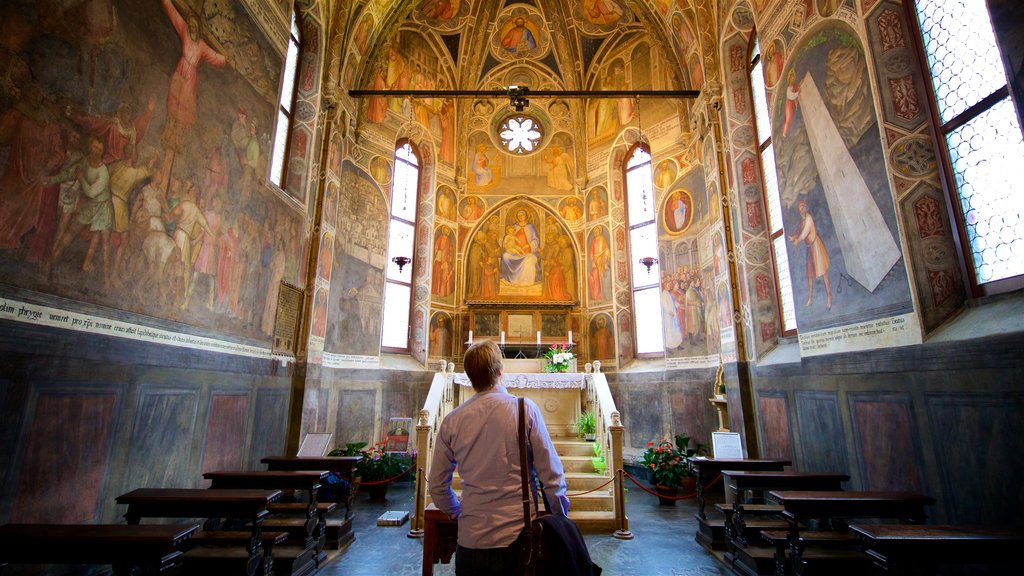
[711,431,744,459]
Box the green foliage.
[573,410,597,438]
[354,442,413,482]
[327,441,367,457]
[639,433,707,486]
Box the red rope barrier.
[621,470,722,501]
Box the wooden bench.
[723,472,848,547]
[184,530,288,576]
[0,523,199,575]
[767,491,936,576]
[116,488,281,576]
[850,523,1024,574]
[260,456,359,550]
[687,458,790,551]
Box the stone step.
[553,439,602,457]
[449,471,610,492]
[568,510,618,533]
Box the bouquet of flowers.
[543,343,575,373]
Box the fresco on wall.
[428,311,453,358]
[435,185,456,221]
[586,187,608,220]
[586,225,612,305]
[558,197,584,222]
[466,131,578,196]
[431,225,456,302]
[588,58,634,143]
[661,189,695,235]
[660,265,711,355]
[324,164,387,357]
[670,11,701,89]
[414,0,471,30]
[773,26,912,332]
[491,8,549,60]
[588,312,615,360]
[464,201,578,304]
[364,29,454,161]
[654,159,678,190]
[0,0,303,342]
[574,0,633,35]
[460,195,485,221]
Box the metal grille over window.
[498,115,542,154]
[914,0,1024,285]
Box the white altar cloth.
[452,372,585,389]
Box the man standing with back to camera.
[429,340,569,575]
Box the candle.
[468,330,473,343]
[536,331,541,345]
[568,330,573,345]
[500,331,505,345]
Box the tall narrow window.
[380,141,419,351]
[911,0,1024,293]
[270,10,300,187]
[750,37,798,334]
[624,145,665,354]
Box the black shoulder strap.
[518,397,531,532]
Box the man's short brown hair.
[463,340,503,392]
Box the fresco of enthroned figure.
[464,203,577,303]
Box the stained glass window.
[912,0,1024,289]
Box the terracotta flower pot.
[655,483,677,506]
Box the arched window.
[269,9,300,187]
[624,144,665,355]
[380,141,420,351]
[909,0,1024,295]
[749,36,798,335]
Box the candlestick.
[500,331,505,345]
[536,331,541,345]
[468,330,473,344]
[568,330,573,345]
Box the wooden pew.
[116,488,281,576]
[688,458,790,551]
[850,524,1024,574]
[204,470,331,576]
[767,491,936,576]
[719,472,848,575]
[0,523,199,575]
[421,504,458,576]
[261,456,359,550]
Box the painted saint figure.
[500,210,540,286]
[472,143,493,186]
[161,0,227,149]
[789,200,832,309]
[501,17,537,52]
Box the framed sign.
[711,431,744,459]
[297,432,333,457]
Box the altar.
[451,371,586,437]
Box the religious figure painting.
[654,159,678,190]
[415,0,469,28]
[466,131,580,197]
[773,26,912,332]
[431,225,456,302]
[586,225,612,304]
[575,0,632,35]
[661,189,694,235]
[364,31,450,128]
[464,202,577,304]
[436,186,457,221]
[588,59,634,142]
[558,197,584,221]
[460,195,485,221]
[589,313,615,361]
[493,11,547,58]
[0,0,305,343]
[660,265,709,355]
[428,312,453,359]
[586,187,608,220]
[466,134,502,192]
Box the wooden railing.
[408,365,457,537]
[587,367,631,539]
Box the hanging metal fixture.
[508,85,530,112]
[391,256,411,273]
[639,256,659,273]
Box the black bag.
[516,398,601,576]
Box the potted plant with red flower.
[638,433,705,505]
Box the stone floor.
[319,481,730,576]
